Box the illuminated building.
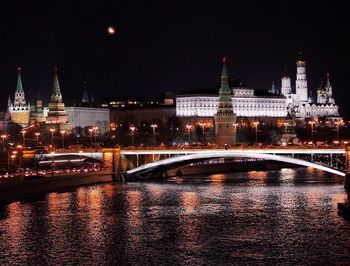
[45,69,71,131]
[8,68,30,127]
[176,55,342,126]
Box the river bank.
[0,170,115,206]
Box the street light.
[283,122,289,134]
[1,134,7,150]
[308,121,315,143]
[89,128,93,147]
[199,122,207,143]
[151,124,158,146]
[130,126,136,147]
[60,130,65,149]
[252,121,260,143]
[186,124,192,142]
[16,145,22,174]
[49,128,56,148]
[10,154,16,172]
[35,132,40,146]
[335,120,343,142]
[93,127,98,147]
[21,130,26,146]
[50,151,55,177]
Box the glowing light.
[107,26,116,35]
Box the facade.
[176,89,286,119]
[65,107,110,134]
[110,107,176,126]
[176,56,341,125]
[214,58,236,145]
[8,68,30,126]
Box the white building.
[176,57,341,123]
[176,89,286,118]
[281,56,340,121]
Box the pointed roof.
[297,51,305,62]
[52,67,61,97]
[219,57,231,101]
[221,57,228,78]
[16,67,24,93]
[271,82,276,94]
[326,73,331,88]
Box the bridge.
[120,148,347,178]
[33,147,349,180]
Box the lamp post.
[21,130,26,147]
[1,134,7,150]
[93,127,98,147]
[186,124,192,142]
[308,121,315,143]
[35,132,40,146]
[199,123,207,143]
[150,124,158,146]
[10,154,16,172]
[253,121,259,143]
[49,128,56,148]
[130,126,136,147]
[335,120,343,142]
[283,122,289,134]
[60,130,65,149]
[51,151,55,177]
[88,128,93,147]
[16,145,22,175]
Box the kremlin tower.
[45,68,70,131]
[214,57,237,146]
[8,67,30,127]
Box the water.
[0,168,350,265]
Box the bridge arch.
[126,151,345,177]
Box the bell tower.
[295,52,308,103]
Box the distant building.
[65,106,110,134]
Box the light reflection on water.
[0,168,350,265]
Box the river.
[0,167,350,265]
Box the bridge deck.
[121,148,345,155]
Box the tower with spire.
[317,73,335,104]
[214,57,237,145]
[46,68,70,130]
[295,52,308,103]
[9,67,30,126]
[269,82,277,94]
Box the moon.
[107,26,116,35]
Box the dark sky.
[1,1,350,116]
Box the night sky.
[1,1,350,116]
